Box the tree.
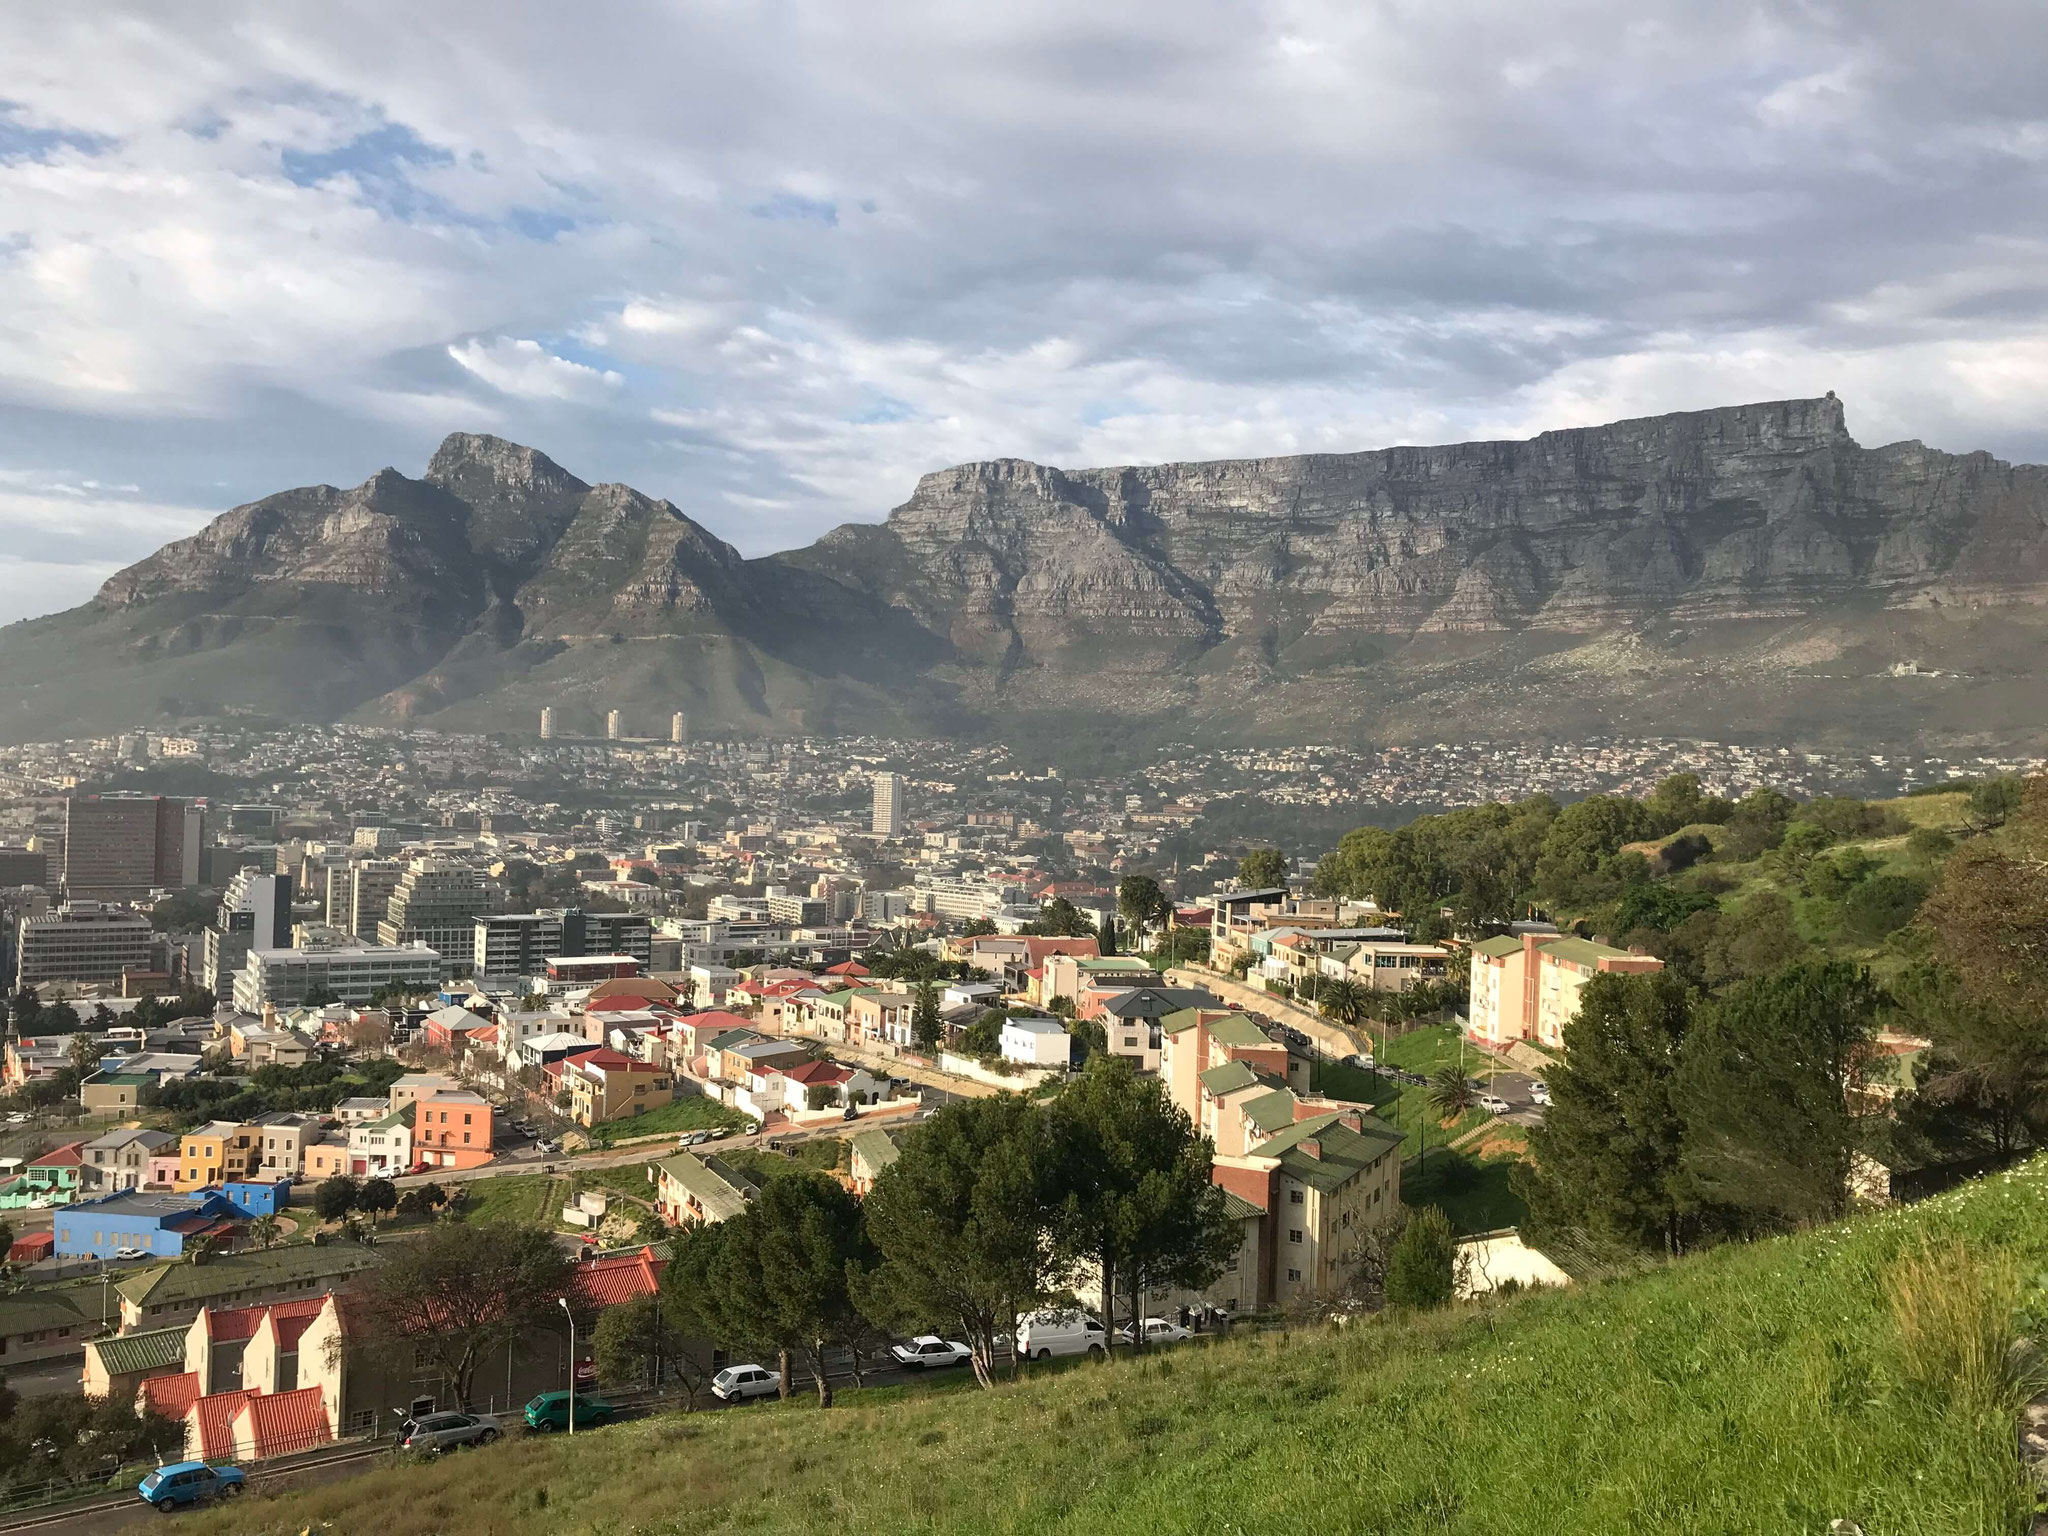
[1516,971,1708,1254]
[66,1032,101,1076]
[1384,1206,1458,1309]
[1534,795,1656,907]
[356,1222,579,1408]
[1841,873,1928,942]
[862,1095,1063,1387]
[804,1081,839,1111]
[1117,875,1169,941]
[359,1177,398,1223]
[1027,897,1098,938]
[1318,978,1367,1030]
[39,1000,79,1035]
[345,1011,394,1053]
[961,917,997,938]
[1677,961,1881,1228]
[249,1214,281,1250]
[1889,963,2048,1165]
[1046,1056,1238,1356]
[1426,1064,1476,1125]
[1237,848,1289,889]
[9,987,40,1035]
[591,1294,692,1395]
[962,1009,1004,1058]
[911,980,941,1055]
[1968,774,2025,829]
[312,1175,360,1221]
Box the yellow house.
[175,1121,259,1193]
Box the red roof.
[6,1231,52,1261]
[779,1059,850,1086]
[192,1388,262,1459]
[570,1246,668,1309]
[575,1049,663,1076]
[688,1010,756,1035]
[235,1386,332,1459]
[142,1372,202,1421]
[201,1303,267,1343]
[823,961,869,977]
[31,1142,84,1170]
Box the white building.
[1001,1015,1074,1069]
[232,943,443,1011]
[871,772,905,837]
[15,901,154,989]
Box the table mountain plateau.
[8,395,2048,753]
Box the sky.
[3,1,2047,623]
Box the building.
[54,1190,243,1260]
[347,861,404,942]
[251,1113,323,1182]
[564,1050,673,1127]
[848,1128,900,1194]
[1467,933,1665,1050]
[80,1071,152,1117]
[347,1107,413,1176]
[871,772,905,837]
[606,710,623,741]
[376,860,491,974]
[1000,1014,1074,1069]
[539,707,555,740]
[15,901,154,989]
[411,1089,494,1169]
[114,1245,378,1333]
[231,942,442,1012]
[669,711,687,745]
[62,794,201,900]
[176,1122,260,1192]
[82,1127,177,1192]
[473,908,653,978]
[651,1152,762,1227]
[204,869,295,996]
[0,1143,88,1208]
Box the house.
[330,1097,389,1126]
[687,964,740,1009]
[1043,954,1160,1010]
[1467,933,1664,1050]
[419,1005,492,1054]
[1212,1108,1404,1308]
[0,1142,88,1208]
[650,1152,762,1227]
[411,1089,495,1169]
[5,1036,72,1086]
[844,987,916,1048]
[387,1072,460,1114]
[736,1058,877,1120]
[1325,939,1453,993]
[1094,986,1221,1073]
[81,1127,176,1192]
[347,1106,413,1176]
[569,1245,667,1310]
[1000,1015,1074,1069]
[0,1289,94,1364]
[564,1050,674,1127]
[848,1128,900,1194]
[83,1322,188,1400]
[175,1122,260,1193]
[114,1244,380,1333]
[79,1072,152,1116]
[53,1190,242,1260]
[134,1294,344,1462]
[250,1112,323,1181]
[301,1134,351,1182]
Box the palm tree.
[1318,978,1367,1030]
[249,1214,281,1250]
[1427,1064,1477,1123]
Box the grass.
[583,1096,748,1147]
[453,1174,560,1228]
[186,1156,2048,1536]
[1402,1145,1530,1234]
[1311,1026,1498,1157]
[721,1138,847,1184]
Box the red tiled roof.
[779,1059,850,1086]
[142,1372,201,1421]
[688,1010,756,1034]
[201,1304,266,1343]
[192,1389,261,1458]
[570,1246,667,1309]
[31,1142,84,1169]
[236,1386,332,1459]
[587,976,679,1004]
[823,961,868,976]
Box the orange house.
[411,1089,495,1170]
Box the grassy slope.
[188,1161,2048,1536]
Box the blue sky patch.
[749,191,838,226]
[0,102,113,162]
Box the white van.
[1015,1309,1108,1361]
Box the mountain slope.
[184,1158,2048,1536]
[8,399,2048,748]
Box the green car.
[523,1391,617,1432]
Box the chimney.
[1298,1138,1321,1160]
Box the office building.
[62,795,200,900]
[539,707,555,740]
[376,859,491,975]
[226,806,281,835]
[607,710,624,741]
[347,860,404,941]
[0,849,48,887]
[16,902,155,989]
[871,772,905,837]
[670,712,687,745]
[232,942,443,1011]
[473,907,654,979]
[203,870,294,996]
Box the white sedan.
[711,1364,782,1402]
[1478,1093,1512,1115]
[1115,1317,1191,1347]
[1529,1081,1551,1106]
[890,1336,972,1370]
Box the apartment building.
[175,1122,260,1192]
[473,907,653,978]
[231,943,443,1012]
[63,794,202,900]
[1467,932,1665,1051]
[15,901,154,989]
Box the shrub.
[1385,1206,1458,1310]
[1886,1238,2041,1413]
[1842,873,1929,942]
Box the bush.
[312,1175,360,1221]
[1385,1206,1458,1310]
[1842,873,1928,942]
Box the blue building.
[52,1191,241,1260]
[218,1180,292,1218]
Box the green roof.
[652,1152,762,1223]
[1324,943,1360,963]
[1470,936,1522,958]
[849,1128,900,1173]
[89,1324,187,1376]
[362,1104,412,1130]
[1240,1087,1300,1136]
[1218,1190,1266,1222]
[1253,1111,1403,1194]
[1205,1016,1270,1048]
[1198,1061,1262,1097]
[1159,1007,1212,1037]
[116,1244,380,1311]
[0,1289,90,1339]
[703,1028,761,1052]
[1540,936,1634,968]
[88,1074,153,1089]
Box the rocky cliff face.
[12,400,2048,750]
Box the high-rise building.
[16,901,155,989]
[376,859,492,976]
[670,712,688,745]
[348,860,405,941]
[62,794,200,900]
[203,869,295,996]
[539,707,555,740]
[871,772,905,837]
[606,710,624,741]
[473,907,653,979]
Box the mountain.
[8,395,2048,752]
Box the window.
[1286,1268,1301,1283]
[1287,1189,1303,1205]
[1289,1229,1303,1244]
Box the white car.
[1015,1309,1108,1360]
[889,1336,971,1370]
[1478,1093,1512,1115]
[1115,1317,1191,1347]
[711,1364,782,1402]
[110,1246,150,1261]
[1529,1081,1551,1106]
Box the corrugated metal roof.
[90,1324,187,1378]
[141,1370,201,1421]
[238,1386,332,1459]
[192,1388,261,1458]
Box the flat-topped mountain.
[8,397,2048,751]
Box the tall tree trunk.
[777,1347,792,1400]
[1098,1253,1118,1363]
[809,1344,833,1408]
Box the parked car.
[137,1461,244,1511]
[111,1245,150,1261]
[705,1127,732,1141]
[676,1130,708,1148]
[1014,1309,1108,1361]
[1529,1081,1551,1106]
[1345,1053,1375,1071]
[398,1411,501,1452]
[1115,1317,1192,1347]
[1478,1094,1512,1115]
[522,1392,616,1433]
[711,1364,783,1402]
[890,1336,971,1370]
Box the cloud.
[0,1,2045,614]
[447,336,623,403]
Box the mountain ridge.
[11,397,2048,753]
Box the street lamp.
[557,1296,575,1435]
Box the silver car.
[711,1364,782,1402]
[397,1411,502,1452]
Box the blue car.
[137,1460,246,1511]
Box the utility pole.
[557,1297,576,1434]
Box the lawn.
[720,1138,847,1184]
[1311,1025,1494,1157]
[185,1156,2048,1536]
[452,1174,559,1228]
[1402,1143,1530,1234]
[583,1095,750,1147]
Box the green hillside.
[189,1158,2048,1536]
